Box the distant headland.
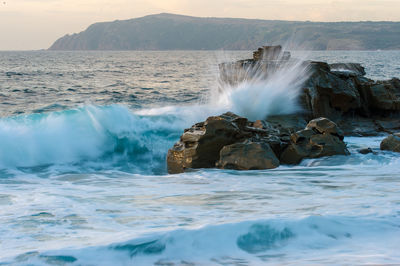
[49,13,400,51]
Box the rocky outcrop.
[166,112,248,174]
[219,46,400,136]
[167,46,400,173]
[380,133,400,153]
[167,113,348,174]
[302,61,363,119]
[280,118,349,164]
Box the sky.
[0,0,399,50]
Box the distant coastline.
[49,13,400,51]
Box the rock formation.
[280,118,349,164]
[219,46,400,136]
[167,46,400,173]
[167,113,348,174]
[167,112,249,174]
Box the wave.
[0,104,194,173]
[1,103,398,174]
[6,215,400,265]
[210,49,311,120]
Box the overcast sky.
[0,0,399,50]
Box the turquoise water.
[0,51,400,265]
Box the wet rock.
[306,117,344,139]
[265,114,307,135]
[167,112,248,174]
[380,133,400,153]
[302,61,362,120]
[216,141,279,170]
[366,78,400,111]
[253,45,290,61]
[280,118,349,164]
[167,113,350,173]
[329,63,366,77]
[358,148,374,154]
[219,46,400,136]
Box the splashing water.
[211,49,311,120]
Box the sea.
[0,50,400,265]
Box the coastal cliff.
[49,13,400,50]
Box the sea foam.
[7,215,400,265]
[210,48,311,120]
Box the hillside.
[49,13,400,50]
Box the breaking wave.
[0,105,190,173]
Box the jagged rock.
[167,112,248,174]
[167,112,309,173]
[302,61,362,120]
[167,113,350,173]
[216,141,279,170]
[280,118,349,164]
[253,45,290,61]
[218,46,291,86]
[380,133,400,153]
[219,46,400,136]
[306,117,344,139]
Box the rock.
[167,112,248,174]
[302,61,362,120]
[380,133,400,153]
[280,118,350,164]
[167,112,302,173]
[219,46,400,136]
[329,63,366,77]
[253,45,290,61]
[358,148,374,154]
[306,117,344,139]
[216,141,279,170]
[167,113,350,173]
[366,78,400,111]
[266,114,307,135]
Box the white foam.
[209,48,311,120]
[10,216,400,265]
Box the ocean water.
[0,50,400,265]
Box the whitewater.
[0,50,400,265]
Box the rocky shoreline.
[167,46,400,174]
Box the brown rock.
[217,141,279,170]
[306,117,344,139]
[167,112,248,173]
[280,117,349,164]
[380,133,400,153]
